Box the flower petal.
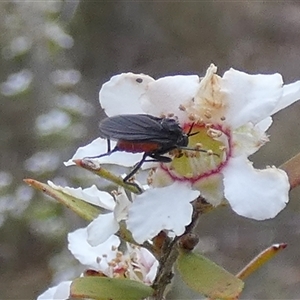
[231,122,269,157]
[64,138,114,166]
[146,259,159,284]
[256,116,273,132]
[37,281,71,300]
[87,212,120,246]
[271,80,300,115]
[126,182,200,243]
[137,247,159,284]
[100,73,155,116]
[114,188,131,222]
[64,137,143,167]
[48,181,115,210]
[222,69,283,128]
[192,173,224,206]
[141,75,200,122]
[222,156,289,220]
[68,227,120,272]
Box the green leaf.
[236,243,287,280]
[70,277,154,300]
[24,179,100,221]
[177,251,244,299]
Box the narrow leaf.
[177,251,244,299]
[236,243,287,280]
[70,277,153,300]
[24,179,100,221]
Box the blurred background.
[1,1,300,299]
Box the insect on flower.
[87,114,215,185]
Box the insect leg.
[107,138,111,152]
[122,152,172,192]
[84,139,117,160]
[147,153,172,163]
[123,152,148,183]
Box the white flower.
[67,64,300,243]
[37,225,159,299]
[68,227,120,274]
[68,226,158,284]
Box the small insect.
[88,114,211,185]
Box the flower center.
[161,123,230,183]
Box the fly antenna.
[187,122,199,137]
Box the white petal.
[37,281,71,300]
[141,75,200,122]
[48,181,115,210]
[68,227,120,272]
[137,247,159,284]
[223,156,289,220]
[271,80,300,115]
[146,260,159,284]
[222,69,283,128]
[231,122,269,157]
[192,173,224,206]
[126,182,200,243]
[64,138,114,166]
[99,73,154,116]
[64,137,143,167]
[87,212,119,246]
[114,188,131,222]
[256,116,273,132]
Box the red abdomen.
[117,140,160,153]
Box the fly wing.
[99,114,179,143]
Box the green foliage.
[176,250,244,299]
[24,179,100,221]
[70,277,154,300]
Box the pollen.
[188,113,196,121]
[207,128,223,138]
[149,168,155,176]
[207,150,214,156]
[111,190,121,197]
[179,104,186,111]
[147,177,153,185]
[204,110,212,119]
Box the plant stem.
[151,196,212,300]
